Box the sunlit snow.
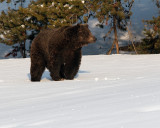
[0,55,160,128]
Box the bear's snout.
[93,36,97,42]
[88,36,97,43]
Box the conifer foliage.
[0,0,28,57]
[140,17,160,54]
[20,0,87,30]
[133,0,160,54]
[141,0,160,53]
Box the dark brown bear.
[30,24,96,81]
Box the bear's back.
[31,26,71,56]
[32,26,69,46]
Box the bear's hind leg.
[30,55,45,82]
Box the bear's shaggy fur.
[30,24,96,81]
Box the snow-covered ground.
[0,54,160,128]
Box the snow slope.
[0,54,160,128]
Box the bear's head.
[77,24,97,44]
[66,24,97,49]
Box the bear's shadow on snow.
[28,70,90,81]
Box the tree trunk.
[107,40,115,55]
[23,41,26,58]
[113,16,119,54]
[107,16,119,54]
[23,40,26,58]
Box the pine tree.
[0,8,28,57]
[0,0,28,58]
[141,16,160,54]
[85,0,134,54]
[135,0,160,54]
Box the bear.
[30,24,96,82]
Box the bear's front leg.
[47,54,63,81]
[63,48,82,80]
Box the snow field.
[0,55,160,128]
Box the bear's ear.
[84,24,89,27]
